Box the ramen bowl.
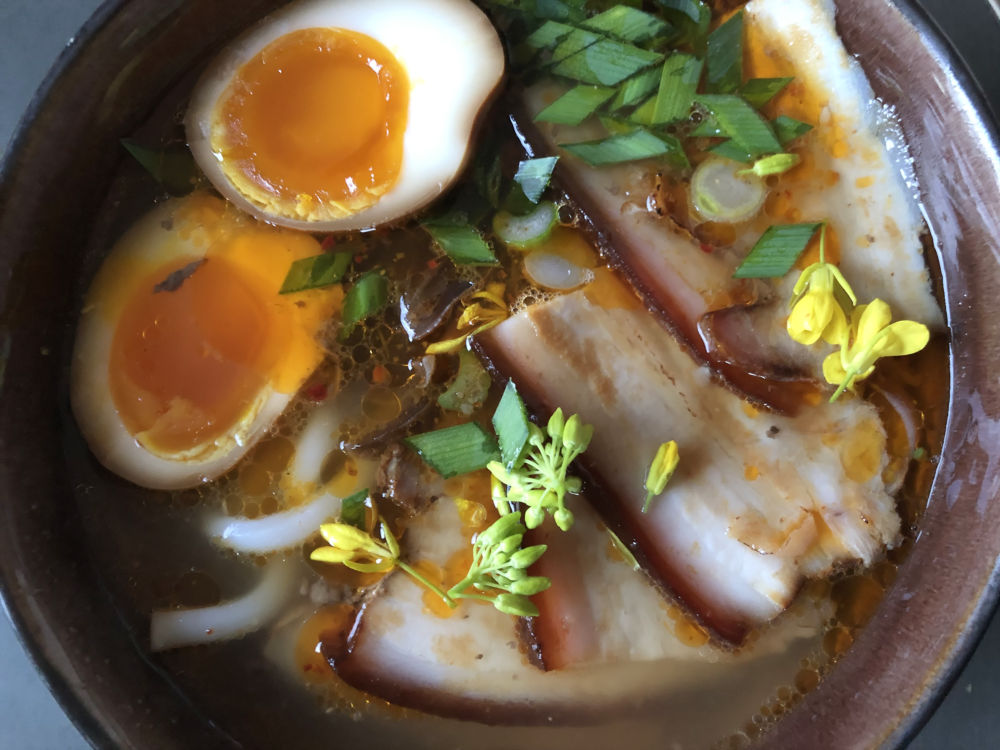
[1,0,999,747]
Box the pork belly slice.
[477,282,900,643]
[516,0,941,397]
[323,497,723,723]
[526,500,713,670]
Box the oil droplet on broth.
[296,603,355,683]
[320,450,360,497]
[361,385,401,422]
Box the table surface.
[1,1,999,748]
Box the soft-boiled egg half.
[71,192,342,490]
[186,0,505,232]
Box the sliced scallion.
[524,20,576,50]
[340,489,369,530]
[581,5,669,44]
[552,38,662,86]
[773,115,814,145]
[696,94,781,157]
[690,155,766,223]
[405,422,500,478]
[438,350,492,415]
[654,0,711,46]
[708,139,754,163]
[279,251,351,294]
[493,381,532,470]
[341,271,389,339]
[690,113,724,137]
[121,139,198,196]
[514,156,560,204]
[535,85,615,126]
[561,127,685,166]
[551,27,601,62]
[649,53,703,125]
[610,67,662,110]
[705,10,743,93]
[493,201,559,249]
[423,223,497,266]
[732,222,823,278]
[740,77,793,107]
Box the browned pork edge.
[506,105,816,416]
[321,598,653,725]
[473,335,751,645]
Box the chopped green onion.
[552,38,662,86]
[514,156,560,204]
[439,350,492,415]
[733,222,823,279]
[654,0,711,46]
[279,251,351,294]
[405,422,500,478]
[696,94,782,157]
[599,115,640,135]
[534,0,586,23]
[493,201,559,249]
[423,223,497,266]
[740,77,793,107]
[121,139,198,195]
[493,381,532,470]
[690,113,724,137]
[341,271,389,338]
[705,10,743,93]
[524,20,576,49]
[649,53,703,125]
[581,6,669,44]
[535,85,615,126]
[551,28,601,62]
[340,489,369,530]
[739,152,800,178]
[708,139,753,163]
[773,115,814,145]
[610,67,662,110]
[561,127,685,166]
[690,155,766,223]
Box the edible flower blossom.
[786,225,856,346]
[642,440,679,513]
[426,282,508,354]
[823,299,930,402]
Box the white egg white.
[71,195,334,490]
[186,0,506,232]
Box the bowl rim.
[1,0,999,748]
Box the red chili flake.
[370,364,390,385]
[427,258,440,269]
[303,664,313,673]
[304,382,329,401]
[321,235,336,250]
[353,254,364,264]
[699,243,713,254]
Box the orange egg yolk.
[214,27,409,216]
[109,256,279,455]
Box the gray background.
[1,0,998,748]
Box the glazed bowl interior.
[1,0,999,748]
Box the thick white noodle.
[150,559,300,652]
[205,492,342,554]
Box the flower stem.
[397,560,457,608]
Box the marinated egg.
[186,0,505,232]
[71,192,342,489]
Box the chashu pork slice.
[477,279,900,643]
[324,495,827,723]
[518,0,942,399]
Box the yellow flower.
[823,299,930,401]
[642,440,679,513]
[786,261,855,346]
[425,282,508,354]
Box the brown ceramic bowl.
[1,1,999,747]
